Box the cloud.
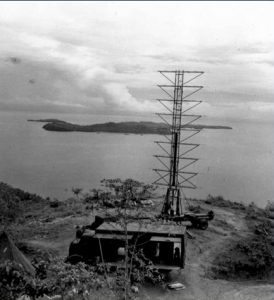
[250,102,274,113]
[9,57,21,64]
[259,60,274,67]
[236,44,270,55]
[0,2,273,121]
[0,51,157,114]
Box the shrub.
[0,192,22,225]
[0,258,108,300]
[212,235,273,280]
[188,204,202,213]
[205,195,246,210]
[0,261,34,300]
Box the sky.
[0,1,273,121]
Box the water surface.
[0,111,272,207]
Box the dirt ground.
[140,201,274,300]
[12,197,274,300]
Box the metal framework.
[153,70,204,216]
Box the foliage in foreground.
[0,258,106,300]
[0,253,164,300]
[0,260,31,300]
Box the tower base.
[161,187,183,216]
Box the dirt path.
[219,284,274,300]
[141,204,274,300]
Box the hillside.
[1,182,273,300]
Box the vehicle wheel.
[208,210,214,220]
[199,220,208,230]
[66,254,83,264]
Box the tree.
[71,187,83,208]
[99,178,159,299]
[0,191,22,227]
[100,178,156,206]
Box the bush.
[0,192,22,225]
[0,182,47,226]
[205,195,246,210]
[0,258,107,300]
[0,261,34,300]
[43,258,100,296]
[212,235,273,280]
[0,182,44,203]
[265,201,274,212]
[128,249,164,285]
[188,204,202,213]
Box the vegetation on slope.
[206,196,274,281]
[1,182,274,299]
[0,181,163,299]
[0,182,45,225]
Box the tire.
[198,220,208,230]
[66,254,83,264]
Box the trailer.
[68,217,187,271]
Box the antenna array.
[153,70,204,216]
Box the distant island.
[28,119,232,134]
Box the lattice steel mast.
[153,70,204,217]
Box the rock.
[167,282,186,291]
[131,286,139,293]
[140,199,153,206]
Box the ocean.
[0,111,273,208]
